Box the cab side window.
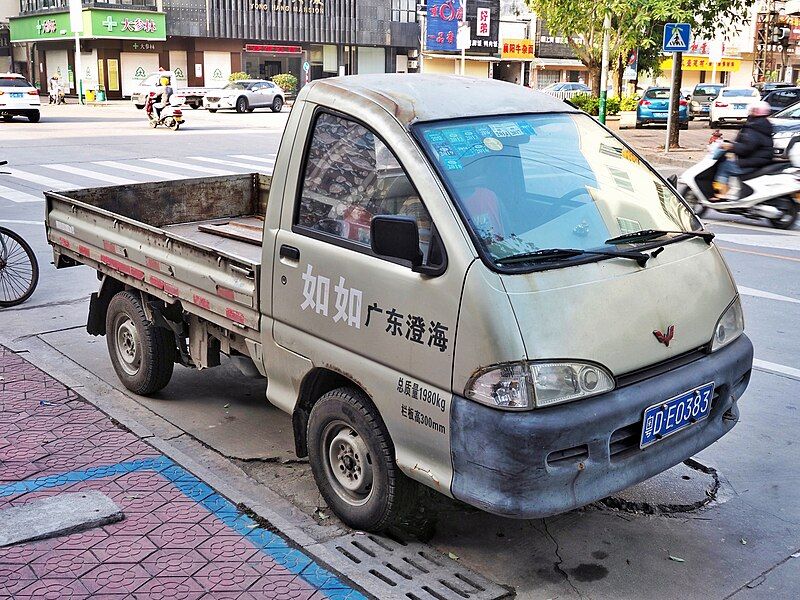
[296,112,435,260]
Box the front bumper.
[450,334,753,519]
[0,106,39,115]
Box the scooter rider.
[153,75,173,119]
[714,101,774,199]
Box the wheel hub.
[115,317,141,376]
[325,425,373,502]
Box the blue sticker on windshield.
[445,130,465,143]
[426,131,445,144]
[489,122,524,137]
[442,158,463,170]
[517,121,535,135]
[435,145,455,157]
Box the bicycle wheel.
[0,227,39,307]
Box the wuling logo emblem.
[653,325,675,347]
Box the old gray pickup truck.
[47,75,753,532]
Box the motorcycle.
[677,146,800,229]
[144,92,183,131]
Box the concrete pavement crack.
[2,296,89,313]
[541,518,585,599]
[722,546,800,599]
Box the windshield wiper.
[496,247,651,267]
[605,229,714,245]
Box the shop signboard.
[501,38,534,60]
[426,0,462,52]
[660,55,741,72]
[10,9,166,43]
[244,44,302,54]
[466,0,499,55]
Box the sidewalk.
[0,345,365,599]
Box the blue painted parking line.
[0,456,366,600]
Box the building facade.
[10,0,420,97]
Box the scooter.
[677,146,800,229]
[144,92,183,131]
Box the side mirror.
[371,215,423,268]
[667,174,678,187]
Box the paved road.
[1,102,798,599]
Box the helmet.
[748,101,772,117]
[159,76,170,86]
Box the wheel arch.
[292,367,373,458]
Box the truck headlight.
[711,296,744,352]
[466,361,614,410]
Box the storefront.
[494,37,533,85]
[9,8,167,98]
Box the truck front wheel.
[106,291,175,395]
[307,387,417,532]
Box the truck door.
[271,108,464,486]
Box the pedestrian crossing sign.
[663,23,691,52]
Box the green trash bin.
[97,89,106,102]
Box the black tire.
[634,121,643,129]
[235,97,248,113]
[105,291,175,395]
[680,122,689,130]
[189,103,200,110]
[682,188,708,217]
[208,108,217,113]
[246,107,255,113]
[27,111,40,123]
[709,120,718,128]
[767,197,798,229]
[135,104,145,110]
[0,226,39,307]
[307,387,419,532]
[271,97,284,113]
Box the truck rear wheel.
[307,387,418,532]
[106,291,175,395]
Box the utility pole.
[598,12,611,124]
[460,0,467,75]
[68,0,83,104]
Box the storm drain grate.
[316,532,512,600]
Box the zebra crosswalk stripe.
[5,168,68,190]
[230,155,276,164]
[0,184,43,203]
[142,158,236,176]
[94,161,182,180]
[45,164,137,185]
[189,156,272,171]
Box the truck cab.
[47,75,753,532]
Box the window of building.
[392,0,417,23]
[296,112,433,259]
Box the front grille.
[206,97,220,102]
[547,444,589,466]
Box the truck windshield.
[415,113,698,268]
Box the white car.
[204,80,284,113]
[709,87,760,127]
[0,73,41,123]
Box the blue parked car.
[636,87,689,129]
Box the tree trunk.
[668,53,683,149]
[616,53,624,97]
[590,68,601,96]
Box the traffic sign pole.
[662,23,692,154]
[665,56,675,154]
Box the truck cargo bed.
[46,174,270,339]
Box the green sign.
[10,9,166,43]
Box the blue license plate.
[10,92,22,98]
[653,112,667,118]
[734,103,746,109]
[640,382,714,448]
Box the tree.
[527,0,755,98]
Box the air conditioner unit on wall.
[408,60,419,69]
[408,49,419,58]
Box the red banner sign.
[244,44,302,54]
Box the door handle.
[280,244,300,260]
